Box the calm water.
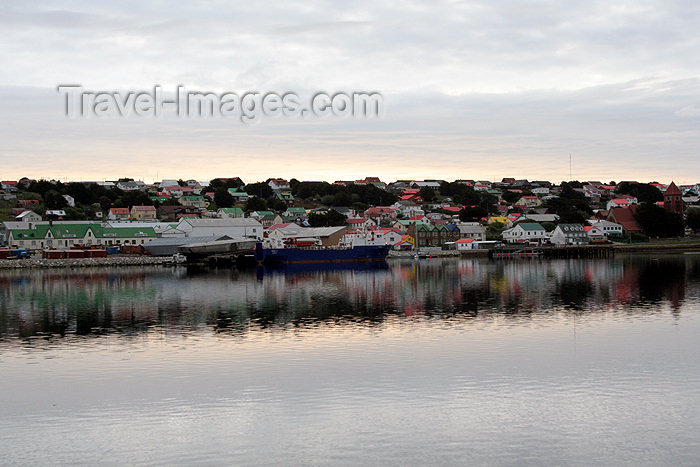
[1,255,700,466]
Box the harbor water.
[1,255,699,466]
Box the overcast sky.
[1,0,699,183]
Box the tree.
[245,197,267,212]
[214,188,234,208]
[160,198,182,206]
[19,191,43,201]
[44,190,68,209]
[634,203,684,238]
[65,182,97,205]
[114,191,153,208]
[544,183,591,223]
[687,208,700,232]
[501,190,521,204]
[459,206,488,222]
[616,182,663,204]
[245,182,273,199]
[308,210,347,227]
[541,222,556,232]
[418,186,436,203]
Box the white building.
[584,226,606,243]
[456,223,487,241]
[587,219,623,237]
[165,218,263,240]
[550,224,589,245]
[15,211,42,222]
[502,222,546,244]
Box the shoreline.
[2,241,700,269]
[0,255,171,269]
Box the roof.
[219,207,244,214]
[346,218,369,224]
[132,205,156,211]
[608,206,642,232]
[16,211,38,219]
[286,207,306,214]
[456,238,475,243]
[180,218,262,228]
[10,223,156,240]
[556,223,585,232]
[268,223,296,230]
[664,181,682,195]
[515,223,545,231]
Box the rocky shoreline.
[0,255,172,269]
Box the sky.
[1,0,699,184]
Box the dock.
[489,245,614,259]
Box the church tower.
[663,181,684,215]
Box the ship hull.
[254,243,390,264]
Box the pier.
[489,245,615,259]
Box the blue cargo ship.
[254,242,390,264]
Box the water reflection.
[0,255,698,340]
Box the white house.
[607,196,638,210]
[515,196,542,209]
[456,223,487,241]
[550,224,589,245]
[455,238,478,250]
[62,194,75,207]
[531,187,550,195]
[344,228,402,247]
[268,179,290,191]
[502,222,546,244]
[587,219,623,237]
[584,226,607,243]
[346,218,376,232]
[45,210,67,218]
[15,210,42,222]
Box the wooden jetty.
[489,245,614,260]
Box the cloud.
[0,1,699,183]
[675,104,700,118]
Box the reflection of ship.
[254,242,391,264]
